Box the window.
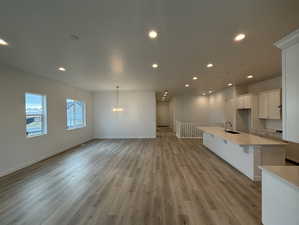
[66,99,86,129]
[25,93,47,137]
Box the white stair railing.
[176,121,202,138]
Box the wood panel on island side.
[0,128,262,225]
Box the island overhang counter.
[197,127,287,181]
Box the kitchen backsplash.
[250,128,283,140]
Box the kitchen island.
[197,127,286,181]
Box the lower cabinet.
[223,141,254,178]
[203,132,255,180]
[262,170,299,225]
[202,132,286,181]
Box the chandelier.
[112,86,124,112]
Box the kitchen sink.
[225,130,240,134]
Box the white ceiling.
[1,0,299,95]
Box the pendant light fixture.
[112,86,124,112]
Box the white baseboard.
[0,153,55,178]
[94,136,156,139]
[0,139,93,178]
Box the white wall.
[157,102,170,127]
[208,87,236,127]
[169,98,176,130]
[93,91,156,138]
[0,64,93,177]
[173,95,210,125]
[172,88,235,128]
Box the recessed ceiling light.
[234,33,246,42]
[206,63,214,68]
[0,38,9,46]
[148,30,158,39]
[185,84,190,87]
[202,93,206,96]
[152,63,158,68]
[228,83,233,87]
[247,75,254,79]
[209,90,213,94]
[193,76,198,80]
[58,67,66,72]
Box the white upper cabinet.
[258,89,281,120]
[267,89,281,120]
[237,94,252,109]
[275,29,299,143]
[258,92,269,119]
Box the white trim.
[95,136,156,139]
[67,125,86,131]
[0,140,93,178]
[178,137,202,139]
[26,133,47,139]
[0,155,51,177]
[274,28,299,50]
[282,51,287,140]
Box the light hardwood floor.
[0,128,262,225]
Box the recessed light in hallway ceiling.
[227,83,233,87]
[185,84,190,87]
[0,38,8,46]
[152,63,158,68]
[206,63,214,68]
[247,75,254,79]
[148,30,158,39]
[192,76,198,80]
[234,33,246,42]
[58,67,66,72]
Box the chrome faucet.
[224,121,233,131]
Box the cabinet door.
[284,44,299,142]
[238,95,252,109]
[267,89,281,119]
[258,92,268,119]
[237,96,244,109]
[243,95,252,109]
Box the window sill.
[67,126,86,131]
[26,133,47,139]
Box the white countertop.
[198,126,287,146]
[260,166,299,189]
